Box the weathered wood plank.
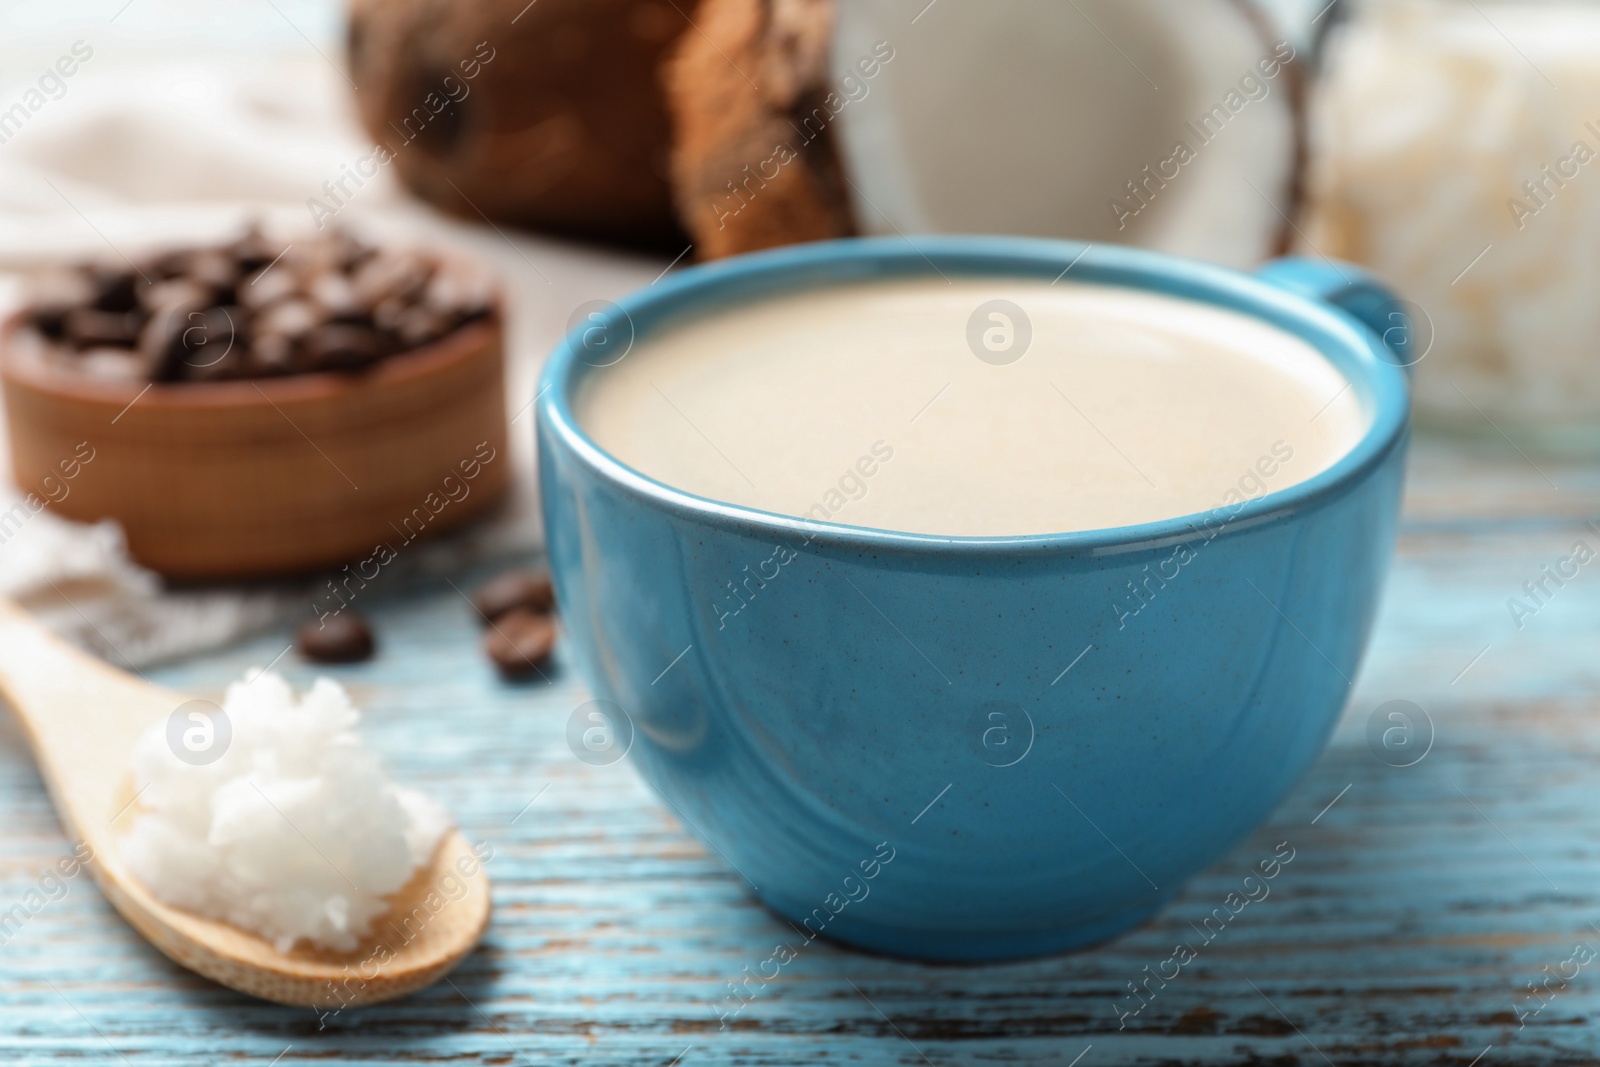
[2,436,1600,1065]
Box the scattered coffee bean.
[484,609,556,679]
[471,568,555,623]
[296,611,376,663]
[20,226,496,384]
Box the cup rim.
[536,236,1410,556]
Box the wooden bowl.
[0,317,510,580]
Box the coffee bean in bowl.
[17,227,493,383]
[0,226,510,579]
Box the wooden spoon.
[0,598,491,1007]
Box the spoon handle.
[0,597,493,1007]
[0,597,181,844]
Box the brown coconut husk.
[661,0,856,261]
[345,0,1308,267]
[346,0,692,251]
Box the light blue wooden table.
[3,435,1600,1065]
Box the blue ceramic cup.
[536,237,1410,962]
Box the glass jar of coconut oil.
[1307,0,1600,453]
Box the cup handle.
[1255,256,1415,370]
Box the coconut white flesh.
[830,0,1298,269]
[121,671,451,954]
[1308,1,1600,430]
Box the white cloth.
[0,29,666,666]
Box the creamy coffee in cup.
[542,239,1410,963]
[577,278,1365,536]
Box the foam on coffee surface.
[577,279,1367,536]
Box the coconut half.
[828,0,1304,269]
[346,0,1306,265]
